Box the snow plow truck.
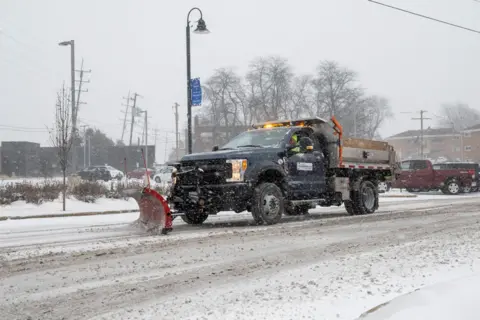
[154,116,397,228]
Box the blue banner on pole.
[190,78,202,106]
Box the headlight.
[226,159,248,182]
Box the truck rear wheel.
[180,211,209,225]
[251,182,284,225]
[344,180,378,215]
[444,179,460,195]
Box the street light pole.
[145,110,148,168]
[186,7,210,154]
[59,39,77,172]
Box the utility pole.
[75,58,91,112]
[154,128,158,165]
[120,91,131,143]
[173,102,180,160]
[144,110,148,168]
[411,110,432,159]
[129,92,141,146]
[164,132,169,163]
[87,135,91,166]
[135,107,149,168]
[79,124,89,168]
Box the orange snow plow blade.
[131,187,173,234]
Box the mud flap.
[133,187,173,234]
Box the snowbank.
[358,273,480,320]
[0,197,139,217]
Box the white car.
[152,166,174,184]
[105,165,124,180]
[378,181,391,193]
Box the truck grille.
[178,159,232,185]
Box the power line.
[0,124,50,132]
[368,0,480,35]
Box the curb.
[0,209,139,221]
[380,194,418,198]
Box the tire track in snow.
[2,203,480,320]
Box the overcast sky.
[1,0,479,162]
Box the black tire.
[344,201,356,215]
[444,179,461,195]
[344,180,378,216]
[251,182,284,225]
[461,186,472,193]
[155,177,161,183]
[180,211,209,225]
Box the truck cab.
[169,117,396,225]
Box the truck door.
[394,160,413,188]
[410,160,432,189]
[285,130,325,199]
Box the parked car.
[127,168,154,179]
[152,166,175,183]
[77,165,123,181]
[392,159,476,194]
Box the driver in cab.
[289,134,314,155]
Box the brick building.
[386,127,464,162]
[461,124,480,162]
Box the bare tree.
[202,68,248,143]
[356,95,393,138]
[311,60,362,118]
[49,83,73,211]
[438,103,480,131]
[288,75,314,119]
[246,56,293,121]
[198,57,392,142]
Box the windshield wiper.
[237,144,263,148]
[218,147,235,150]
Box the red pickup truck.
[392,159,476,194]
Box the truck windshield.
[220,128,290,150]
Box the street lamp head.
[193,18,210,34]
[58,40,72,46]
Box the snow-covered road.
[2,195,480,319]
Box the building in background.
[460,124,480,162]
[0,141,155,177]
[386,127,464,162]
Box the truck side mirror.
[212,145,219,152]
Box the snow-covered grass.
[1,197,139,217]
[0,175,169,190]
[0,176,172,217]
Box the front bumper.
[170,182,252,214]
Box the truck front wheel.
[180,211,209,225]
[344,180,378,216]
[251,182,284,225]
